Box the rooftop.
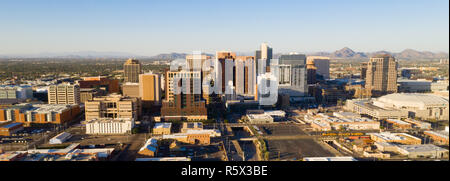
[1,122,23,129]
[154,122,172,129]
[85,118,134,124]
[397,144,448,153]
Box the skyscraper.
[306,56,330,80]
[139,73,161,108]
[186,54,213,104]
[48,84,80,105]
[161,70,207,121]
[216,51,236,95]
[235,56,256,96]
[365,54,398,97]
[306,59,317,84]
[278,54,308,98]
[123,59,142,83]
[255,43,273,75]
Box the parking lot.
[266,139,336,160]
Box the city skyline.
[0,0,449,56]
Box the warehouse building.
[49,132,72,144]
[0,122,23,136]
[369,132,421,145]
[396,144,448,159]
[85,118,134,135]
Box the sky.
[0,0,448,56]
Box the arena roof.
[377,93,449,109]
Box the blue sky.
[0,0,448,56]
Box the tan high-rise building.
[84,94,141,121]
[123,59,142,83]
[139,73,161,108]
[365,54,398,97]
[48,84,80,105]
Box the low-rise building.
[369,132,421,145]
[424,130,449,145]
[345,99,408,120]
[396,144,448,159]
[153,123,172,135]
[138,138,158,157]
[0,122,23,136]
[85,118,134,135]
[402,119,431,129]
[304,113,379,131]
[0,104,81,127]
[246,114,274,124]
[162,132,211,145]
[385,119,412,130]
[181,122,203,133]
[49,132,72,144]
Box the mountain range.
[0,48,447,60]
[306,47,448,59]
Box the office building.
[216,51,236,95]
[79,88,105,103]
[181,122,203,133]
[255,43,273,74]
[235,56,257,97]
[306,60,317,84]
[139,73,162,108]
[48,84,80,105]
[360,62,367,80]
[161,71,207,121]
[306,56,330,79]
[85,118,134,135]
[78,76,120,94]
[365,54,398,97]
[122,83,140,98]
[0,85,33,100]
[123,58,142,83]
[84,94,141,121]
[278,54,308,97]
